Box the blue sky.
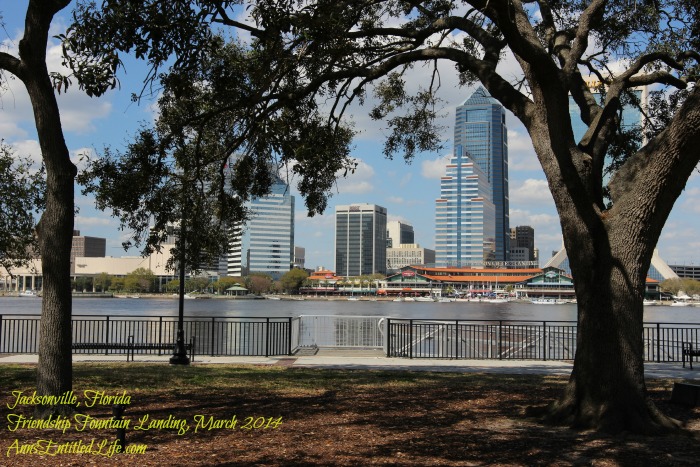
[3,2,699,271]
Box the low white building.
[386,244,436,273]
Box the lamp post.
[170,220,190,365]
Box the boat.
[403,297,416,302]
[415,296,434,302]
[19,290,37,297]
[670,300,690,307]
[184,293,197,299]
[347,297,359,301]
[643,299,657,306]
[530,298,566,305]
[392,297,404,302]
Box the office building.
[435,146,496,266]
[453,87,509,260]
[227,176,295,280]
[386,244,436,272]
[335,204,387,276]
[510,226,536,262]
[71,230,106,274]
[386,221,414,248]
[294,246,306,270]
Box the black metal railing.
[0,315,293,358]
[3,315,700,362]
[386,318,700,362]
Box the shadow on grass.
[1,364,698,466]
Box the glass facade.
[453,87,509,260]
[335,204,387,276]
[228,177,295,280]
[435,146,496,267]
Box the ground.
[0,364,698,466]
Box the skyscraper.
[435,146,496,266]
[227,176,295,279]
[335,204,387,276]
[453,87,509,261]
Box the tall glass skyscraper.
[453,87,509,260]
[335,204,387,276]
[227,176,295,280]
[435,146,496,266]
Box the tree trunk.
[17,0,76,416]
[545,230,679,433]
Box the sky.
[2,2,699,272]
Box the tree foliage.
[279,268,309,293]
[0,141,45,271]
[660,278,700,296]
[124,267,156,292]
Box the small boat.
[19,290,37,297]
[643,299,657,306]
[183,293,197,299]
[415,296,434,302]
[403,297,416,302]
[347,297,359,301]
[670,300,690,307]
[530,298,559,305]
[392,297,404,302]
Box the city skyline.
[3,3,700,272]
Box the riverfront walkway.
[1,350,698,380]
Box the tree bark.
[546,234,679,433]
[12,0,75,415]
[531,88,700,434]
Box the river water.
[2,296,699,324]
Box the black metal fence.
[2,315,700,362]
[386,318,700,362]
[0,315,293,357]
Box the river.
[2,296,699,324]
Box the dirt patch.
[1,365,698,466]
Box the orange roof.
[309,270,336,280]
[409,266,543,275]
[421,273,536,284]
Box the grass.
[1,363,699,466]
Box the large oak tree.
[66,0,700,433]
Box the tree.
[0,0,92,411]
[280,268,309,293]
[64,1,700,433]
[212,276,245,294]
[660,278,700,296]
[124,267,156,293]
[246,273,273,295]
[185,276,210,293]
[92,272,112,292]
[0,141,45,271]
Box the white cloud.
[421,153,451,179]
[511,179,554,205]
[508,129,540,172]
[334,158,375,194]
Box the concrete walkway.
[1,351,698,380]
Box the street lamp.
[170,221,190,365]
